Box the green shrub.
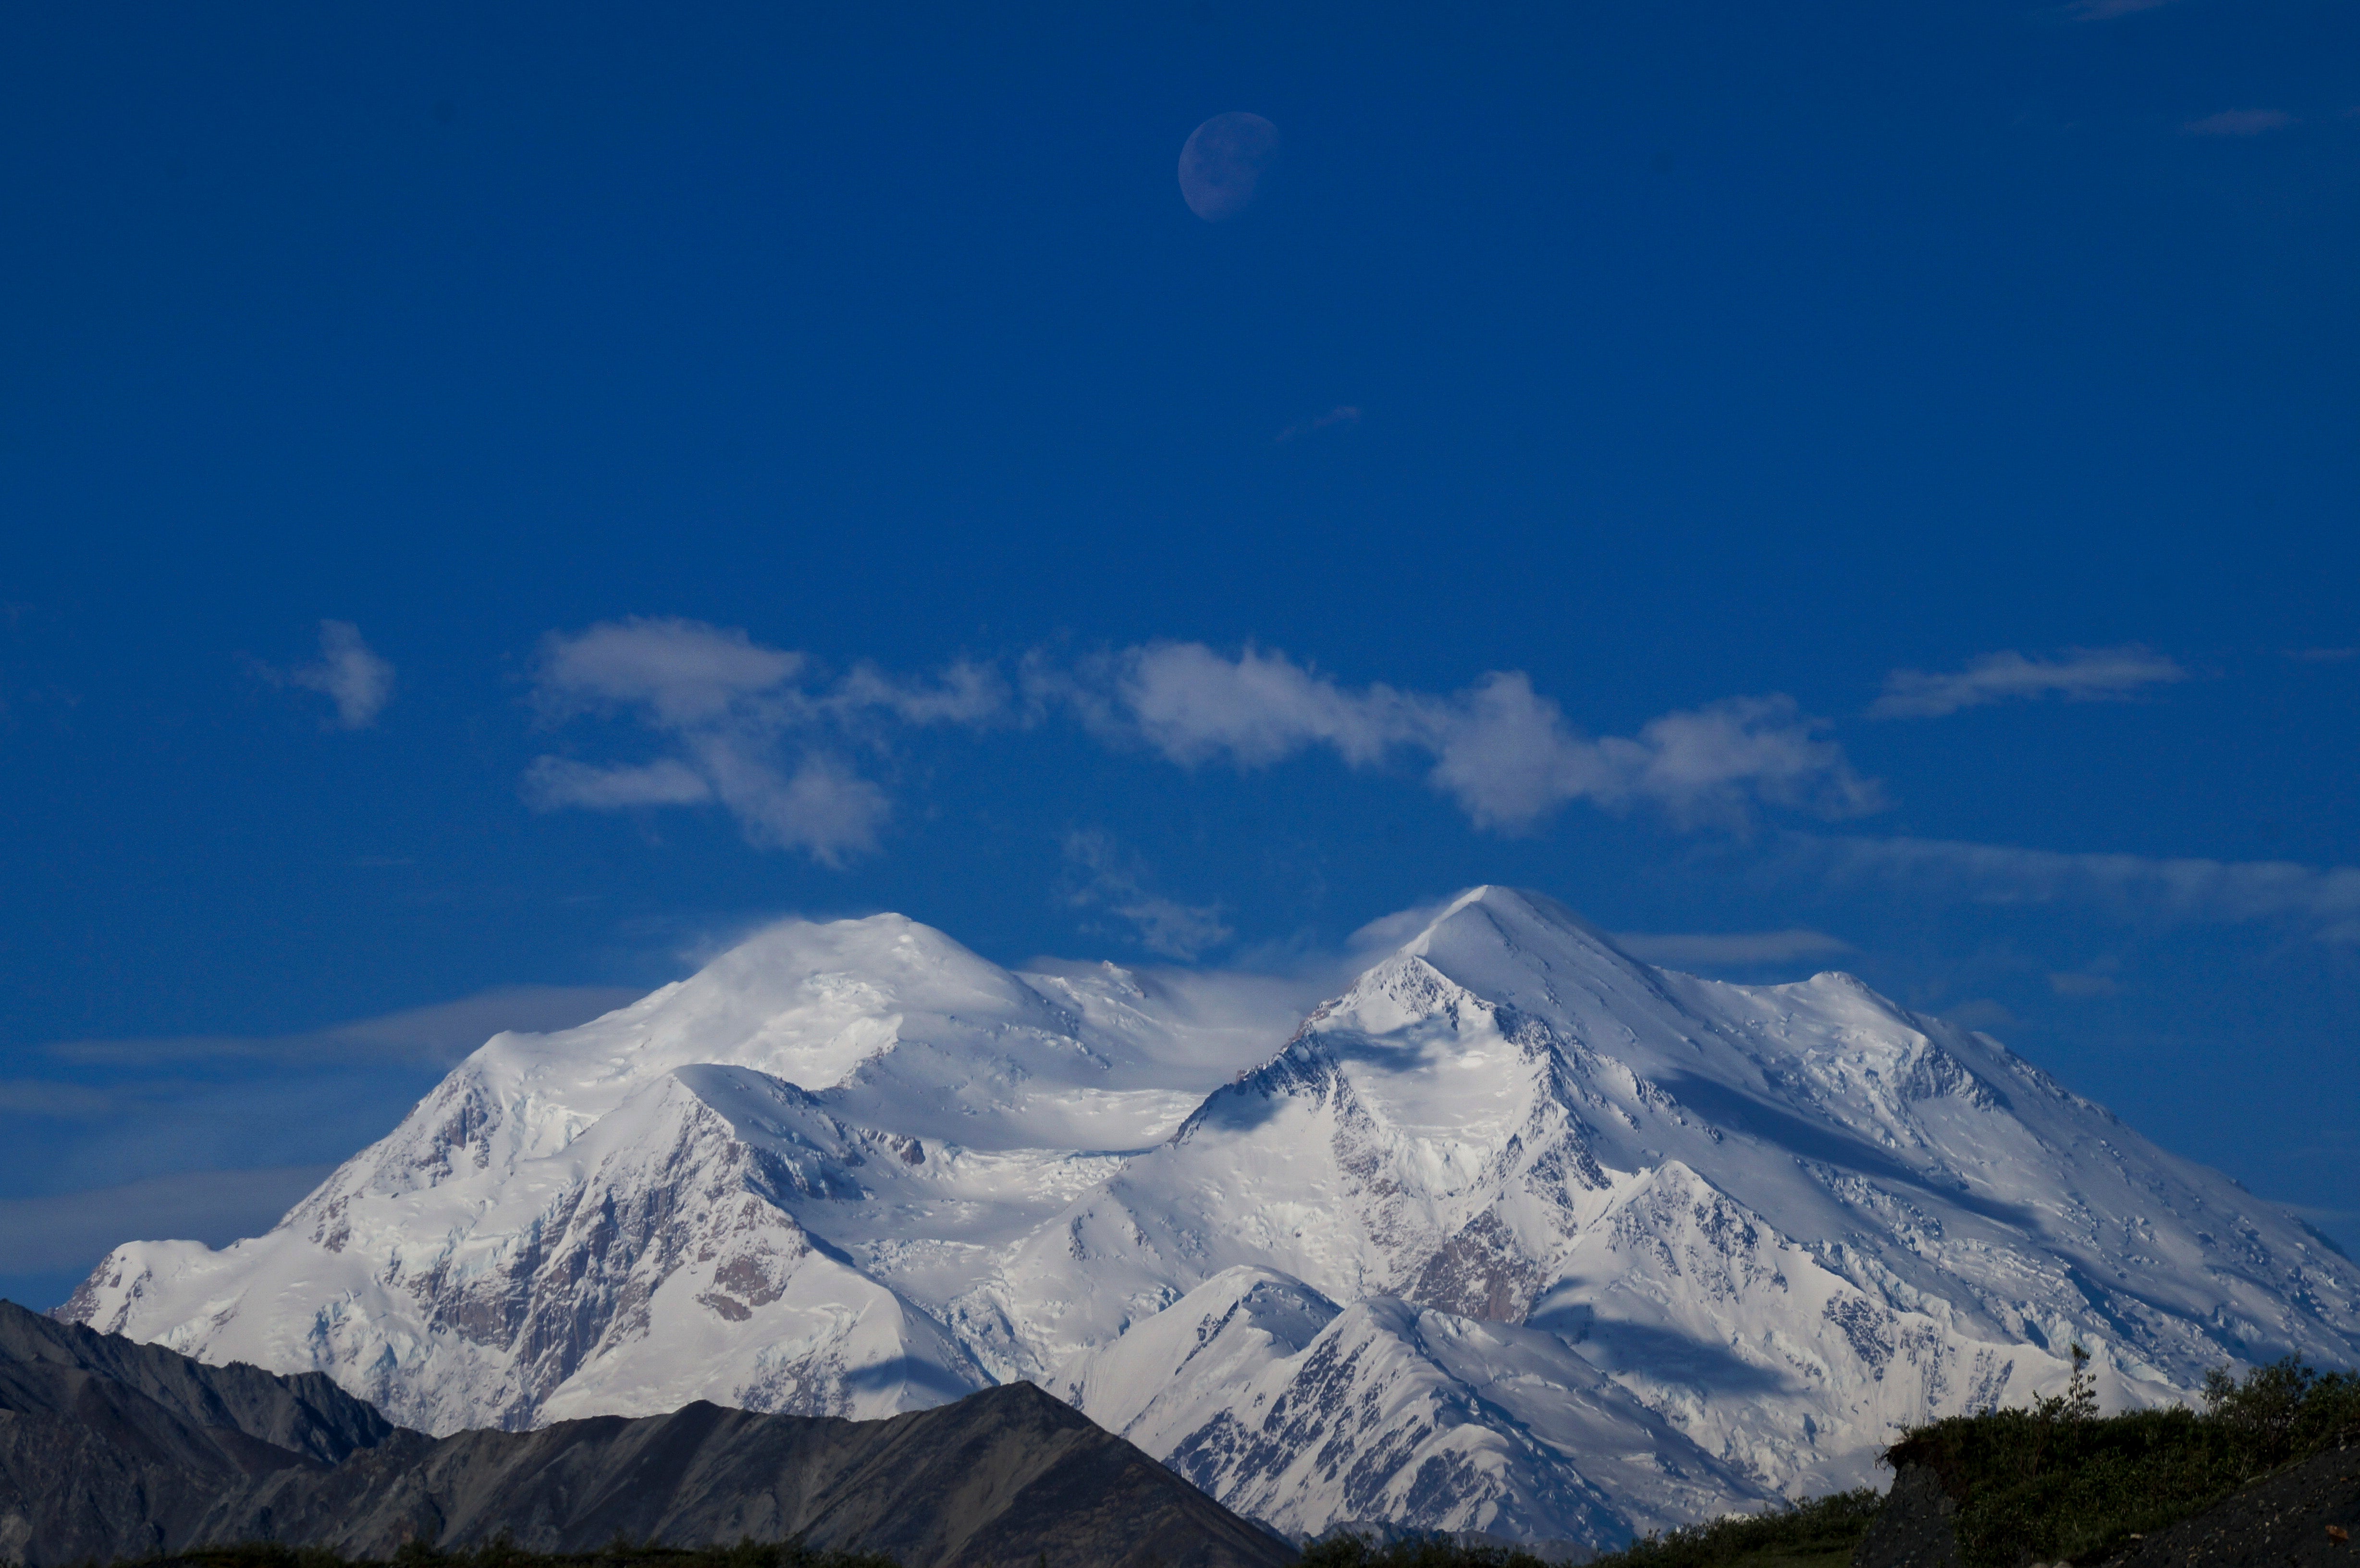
[127,1539,897,1568]
[1302,1492,1884,1568]
[1299,1533,1555,1568]
[1584,1490,1884,1568]
[1885,1351,2360,1568]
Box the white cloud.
[697,748,891,859]
[1600,694,1885,828]
[1612,928,1855,969]
[1109,643,1881,832]
[0,1165,336,1275]
[288,620,395,729]
[835,659,1010,725]
[1806,834,2360,942]
[526,619,1007,864]
[524,756,713,809]
[521,629,1880,853]
[1869,646,2185,719]
[1110,897,1234,962]
[1117,642,1412,767]
[1063,830,1234,960]
[1342,897,1462,958]
[535,617,801,726]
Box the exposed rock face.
[1054,1269,1761,1546]
[1851,1465,1965,1568]
[0,1291,394,1465]
[223,1384,1293,1568]
[56,889,2360,1544]
[0,1300,1292,1568]
[2091,1442,2360,1568]
[0,1300,400,1566]
[1857,1444,2360,1568]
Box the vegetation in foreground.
[1580,1490,1883,1568]
[56,1356,2360,1568]
[1306,1353,2360,1568]
[1298,1490,1881,1568]
[80,1538,897,1568]
[1890,1348,2360,1568]
[1297,1534,1553,1568]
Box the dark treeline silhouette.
[40,1358,2360,1568]
[1307,1353,2360,1568]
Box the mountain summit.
[61,887,2360,1547]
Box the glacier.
[60,887,2360,1548]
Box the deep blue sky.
[3,0,2355,1308]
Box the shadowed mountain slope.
[0,1300,1292,1568]
[60,890,2360,1542]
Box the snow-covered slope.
[60,916,1267,1429]
[61,890,2360,1545]
[1053,1267,1770,1544]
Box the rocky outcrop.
[2093,1442,2360,1568]
[1850,1465,1963,1568]
[0,1300,1292,1568]
[0,1291,393,1465]
[0,1298,398,1566]
[57,891,2360,1540]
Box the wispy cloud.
[525,618,1008,864]
[2063,0,2175,18]
[526,629,1878,850]
[2183,110,2294,138]
[41,984,645,1069]
[2290,647,2359,663]
[1942,998,2020,1033]
[1612,928,1855,970]
[525,756,713,809]
[0,1080,117,1118]
[1100,643,1882,832]
[0,1165,335,1275]
[1869,645,2185,719]
[280,620,395,729]
[1062,830,1234,960]
[1805,834,2360,943]
[1275,405,1363,443]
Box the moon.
[1178,112,1279,222]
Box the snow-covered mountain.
[61,889,2360,1547]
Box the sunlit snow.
[62,889,2360,1547]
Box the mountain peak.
[58,892,2360,1546]
[1397,886,1635,967]
[1357,885,1665,1037]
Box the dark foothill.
[0,1300,1293,1568]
